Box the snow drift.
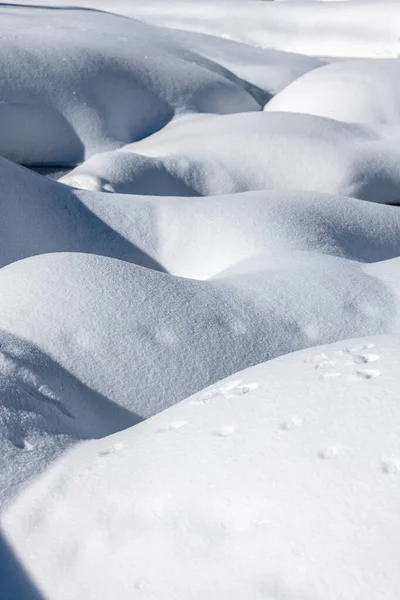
[265,58,400,127]
[0,6,259,165]
[3,335,400,600]
[0,248,399,507]
[3,157,400,278]
[61,112,400,203]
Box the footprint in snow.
[189,381,258,404]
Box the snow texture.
[1,1,400,598]
[3,336,400,600]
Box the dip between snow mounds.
[61,111,400,204]
[3,157,400,278]
[3,334,400,600]
[0,6,260,166]
[265,58,400,127]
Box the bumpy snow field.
[1,1,400,599]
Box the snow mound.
[44,0,400,59]
[0,249,398,508]
[265,58,400,127]
[165,28,326,102]
[61,112,400,203]
[3,334,400,599]
[3,157,400,278]
[0,6,259,165]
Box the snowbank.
[0,248,398,507]
[3,334,400,599]
[9,0,398,59]
[3,157,400,278]
[0,6,259,165]
[61,112,400,203]
[265,58,400,127]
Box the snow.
[0,6,259,165]
[1,0,400,598]
[3,335,400,600]
[0,246,399,508]
[61,111,400,203]
[8,0,398,59]
[3,156,400,277]
[265,58,400,127]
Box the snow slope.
[3,335,400,600]
[3,156,400,277]
[61,112,400,203]
[0,6,260,165]
[9,0,399,59]
[0,248,398,508]
[265,58,400,127]
[0,1,400,597]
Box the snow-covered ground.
[1,1,400,599]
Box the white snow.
[1,1,400,598]
[7,0,398,59]
[3,335,400,600]
[265,58,400,127]
[0,6,259,165]
[61,111,400,203]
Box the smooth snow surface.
[6,0,400,58]
[62,112,400,203]
[0,6,260,165]
[265,58,400,126]
[3,336,400,600]
[1,1,400,598]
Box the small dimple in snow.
[382,457,400,475]
[214,425,236,437]
[98,442,124,457]
[319,372,342,380]
[189,381,258,404]
[189,388,220,405]
[345,353,380,365]
[349,343,376,352]
[0,350,72,418]
[280,416,302,431]
[221,381,259,398]
[318,446,340,460]
[135,581,146,591]
[354,368,380,380]
[158,420,189,432]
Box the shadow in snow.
[0,531,43,600]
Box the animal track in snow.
[382,457,400,475]
[158,420,189,433]
[0,349,72,418]
[280,416,302,431]
[98,442,124,457]
[308,344,381,382]
[318,446,340,460]
[213,425,236,437]
[354,368,381,380]
[189,381,258,404]
[344,353,380,365]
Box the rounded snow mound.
[3,157,400,278]
[0,249,398,508]
[61,112,400,203]
[265,58,400,127]
[3,334,400,599]
[0,6,259,165]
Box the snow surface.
[1,1,400,598]
[7,0,398,59]
[61,111,400,203]
[265,58,400,127]
[3,336,400,600]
